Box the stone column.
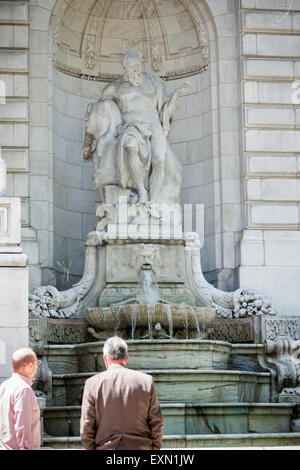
[0,197,29,383]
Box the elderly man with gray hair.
[80,336,164,450]
[0,348,40,450]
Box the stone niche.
[50,0,219,293]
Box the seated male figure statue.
[81,50,189,206]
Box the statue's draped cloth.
[117,122,152,189]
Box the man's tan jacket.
[80,363,164,450]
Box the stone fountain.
[28,51,300,448]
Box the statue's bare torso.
[101,74,161,128]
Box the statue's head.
[121,50,143,87]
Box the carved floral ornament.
[51,0,209,81]
[259,336,300,402]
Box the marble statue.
[81,50,190,207]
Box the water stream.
[165,304,173,338]
[114,306,122,335]
[183,310,189,339]
[131,305,137,340]
[148,306,154,339]
[137,265,159,306]
[189,306,201,339]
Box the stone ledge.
[0,197,21,245]
[0,253,27,266]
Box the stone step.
[44,403,296,437]
[50,370,271,406]
[43,433,300,449]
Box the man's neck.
[107,360,125,367]
[14,372,33,385]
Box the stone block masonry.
[239,1,300,315]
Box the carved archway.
[50,0,209,81]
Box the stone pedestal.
[0,198,29,383]
[100,234,196,307]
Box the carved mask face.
[124,58,143,87]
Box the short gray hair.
[121,50,143,68]
[103,336,128,360]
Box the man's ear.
[103,354,108,368]
[124,355,129,365]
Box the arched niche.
[41,0,241,290]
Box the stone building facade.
[0,0,300,380]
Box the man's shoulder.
[122,367,153,384]
[85,367,153,383]
[1,375,32,398]
[85,371,106,385]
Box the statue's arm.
[158,78,190,137]
[164,81,190,121]
[81,131,94,162]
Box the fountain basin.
[41,340,233,374]
[84,304,215,339]
[75,340,232,372]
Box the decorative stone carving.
[29,317,85,345]
[181,0,209,59]
[140,0,164,72]
[232,289,276,318]
[209,319,254,343]
[52,0,210,81]
[164,64,209,79]
[105,243,185,284]
[52,0,72,62]
[47,319,85,344]
[83,1,107,71]
[55,63,209,82]
[29,232,101,319]
[184,232,277,319]
[265,318,300,341]
[129,244,163,273]
[29,317,48,347]
[259,336,300,402]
